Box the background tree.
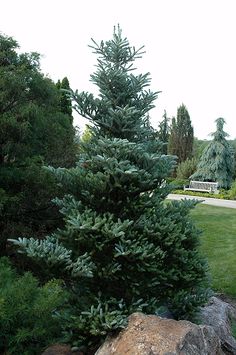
[167,116,177,157]
[168,104,194,163]
[0,33,77,255]
[56,76,73,118]
[12,28,209,348]
[191,117,235,189]
[157,110,170,154]
[176,157,198,179]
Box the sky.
[1,0,236,139]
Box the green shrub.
[172,189,228,200]
[169,179,189,190]
[176,158,198,179]
[0,257,67,355]
[228,180,236,200]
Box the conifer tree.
[0,34,76,255]
[11,27,209,346]
[167,116,177,156]
[56,77,73,117]
[168,104,194,163]
[191,117,235,188]
[157,110,170,154]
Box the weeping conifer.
[191,117,234,189]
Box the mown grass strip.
[191,204,236,298]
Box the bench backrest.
[189,180,218,191]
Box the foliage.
[169,179,189,190]
[11,27,209,347]
[191,204,236,298]
[176,157,198,179]
[168,104,194,163]
[228,180,236,200]
[0,33,77,255]
[193,138,209,160]
[172,189,229,200]
[56,77,73,118]
[191,118,235,189]
[0,257,67,355]
[157,110,170,154]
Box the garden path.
[167,194,236,209]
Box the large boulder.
[200,296,236,354]
[95,312,223,355]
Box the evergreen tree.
[0,34,76,255]
[11,27,209,347]
[191,118,235,188]
[56,77,73,117]
[168,104,194,163]
[167,116,177,156]
[157,110,170,154]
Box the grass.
[190,204,236,298]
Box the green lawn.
[191,204,236,298]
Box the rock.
[200,296,236,354]
[95,312,223,355]
[42,344,82,355]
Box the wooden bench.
[184,180,219,194]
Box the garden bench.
[184,180,219,194]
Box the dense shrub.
[169,178,189,190]
[0,257,67,355]
[172,189,230,200]
[176,158,198,179]
[228,180,236,200]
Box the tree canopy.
[168,104,194,163]
[0,33,77,255]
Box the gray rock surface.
[200,296,236,354]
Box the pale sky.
[1,0,236,139]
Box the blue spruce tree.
[10,27,209,348]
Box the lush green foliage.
[168,178,189,190]
[56,77,73,117]
[228,180,236,199]
[191,204,236,298]
[11,27,209,348]
[0,257,67,355]
[168,104,194,163]
[191,118,235,189]
[157,110,170,154]
[172,189,232,200]
[176,157,198,179]
[0,34,77,255]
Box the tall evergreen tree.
[167,116,177,156]
[56,77,73,117]
[11,27,209,347]
[0,34,76,255]
[191,118,235,188]
[157,110,170,154]
[168,104,194,163]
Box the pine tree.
[191,117,235,188]
[168,104,194,163]
[157,110,170,154]
[11,27,209,347]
